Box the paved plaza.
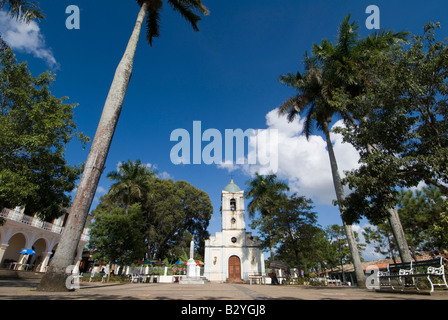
[1,278,447,300]
[1,278,445,318]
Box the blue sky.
[1,0,447,260]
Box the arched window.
[230,198,236,211]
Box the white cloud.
[217,158,247,173]
[0,10,58,69]
[142,162,173,180]
[158,171,173,180]
[96,186,107,194]
[408,181,427,193]
[218,108,361,205]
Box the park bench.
[129,273,143,283]
[88,272,107,283]
[379,257,447,292]
[327,279,342,286]
[73,272,84,281]
[248,274,264,285]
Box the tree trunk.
[366,143,412,264]
[387,208,412,263]
[386,234,397,264]
[37,4,148,292]
[340,258,345,283]
[322,121,366,288]
[268,231,275,261]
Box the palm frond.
[138,0,208,46]
[356,30,409,54]
[245,173,289,218]
[169,0,209,16]
[278,95,311,123]
[278,71,303,88]
[303,106,315,140]
[0,0,44,22]
[145,0,163,46]
[337,14,359,56]
[167,0,202,31]
[312,39,336,65]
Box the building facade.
[204,180,265,282]
[0,207,90,273]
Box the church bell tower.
[204,179,265,282]
[221,179,245,233]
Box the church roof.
[224,179,241,193]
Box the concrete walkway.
[0,279,447,300]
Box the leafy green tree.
[245,173,289,259]
[325,224,365,282]
[362,224,398,263]
[88,203,146,269]
[0,48,88,220]
[339,23,448,261]
[144,178,212,261]
[0,34,8,52]
[359,187,447,262]
[91,165,212,264]
[257,194,324,276]
[279,16,409,284]
[314,16,411,265]
[325,225,351,281]
[39,0,209,292]
[397,186,448,256]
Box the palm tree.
[107,159,156,213]
[37,0,209,292]
[0,0,44,22]
[278,16,409,287]
[312,16,412,264]
[245,173,289,260]
[278,58,367,287]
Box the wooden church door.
[228,255,241,282]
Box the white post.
[187,236,197,278]
[0,244,8,266]
[73,258,81,274]
[40,252,53,272]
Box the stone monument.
[180,236,206,284]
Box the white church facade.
[204,180,265,282]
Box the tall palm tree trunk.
[37,3,148,292]
[322,121,366,288]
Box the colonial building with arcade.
[0,206,90,273]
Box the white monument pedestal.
[179,238,206,285]
[186,258,197,278]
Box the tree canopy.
[339,22,448,225]
[0,48,88,220]
[89,160,213,264]
[397,186,448,255]
[88,203,146,266]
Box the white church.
[204,180,265,282]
